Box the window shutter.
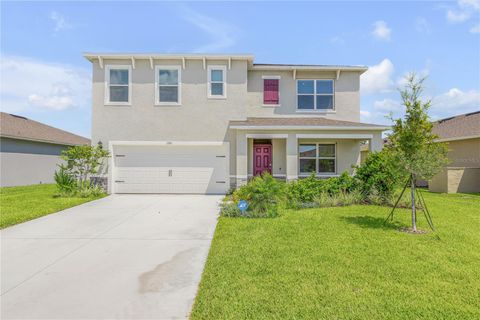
[263,79,279,105]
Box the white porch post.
[370,132,383,152]
[286,133,298,181]
[236,131,248,187]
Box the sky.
[1,0,479,138]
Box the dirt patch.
[398,227,428,234]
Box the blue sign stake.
[237,200,249,213]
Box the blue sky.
[1,1,479,138]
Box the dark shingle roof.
[0,112,90,146]
[432,111,480,140]
[230,117,387,129]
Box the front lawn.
[0,184,106,229]
[191,191,480,319]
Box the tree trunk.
[411,174,417,232]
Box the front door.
[253,144,272,176]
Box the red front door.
[253,144,272,176]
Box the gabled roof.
[229,117,389,130]
[433,111,480,141]
[0,112,90,146]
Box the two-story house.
[84,53,388,194]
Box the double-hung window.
[208,65,226,98]
[155,66,181,105]
[299,143,336,175]
[105,65,131,105]
[297,79,334,110]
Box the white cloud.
[415,17,431,34]
[395,59,432,89]
[180,6,238,52]
[371,21,391,41]
[446,10,471,23]
[361,59,395,94]
[432,88,480,115]
[460,0,480,10]
[470,23,480,33]
[0,56,90,113]
[360,110,371,117]
[445,0,480,24]
[50,11,71,32]
[374,99,402,112]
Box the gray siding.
[0,137,69,187]
[0,137,66,155]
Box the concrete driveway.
[1,194,222,319]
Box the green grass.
[0,184,106,229]
[191,191,480,319]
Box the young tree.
[386,74,448,232]
[60,145,110,187]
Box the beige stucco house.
[429,111,480,193]
[84,53,388,194]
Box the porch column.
[286,133,298,181]
[236,131,248,187]
[370,132,383,152]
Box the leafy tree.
[60,145,110,187]
[386,74,448,231]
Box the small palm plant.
[54,166,77,196]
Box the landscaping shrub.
[286,172,356,208]
[219,202,244,217]
[313,190,364,208]
[323,171,355,195]
[54,167,77,196]
[354,151,402,199]
[231,173,284,218]
[286,173,324,207]
[77,184,105,198]
[54,144,109,198]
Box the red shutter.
[263,79,279,105]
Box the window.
[155,66,181,105]
[263,76,280,105]
[297,79,334,110]
[208,66,226,98]
[105,65,131,104]
[299,143,336,174]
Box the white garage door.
[113,143,229,194]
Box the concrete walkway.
[1,194,222,319]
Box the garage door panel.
[113,144,228,194]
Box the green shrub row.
[220,150,407,218]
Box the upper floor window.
[208,65,226,98]
[263,76,280,106]
[297,79,334,111]
[105,65,131,105]
[155,66,181,105]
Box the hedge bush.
[285,171,356,208]
[231,173,285,218]
[354,151,403,199]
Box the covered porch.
[230,118,387,187]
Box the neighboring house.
[0,112,90,187]
[84,53,388,194]
[429,111,480,193]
